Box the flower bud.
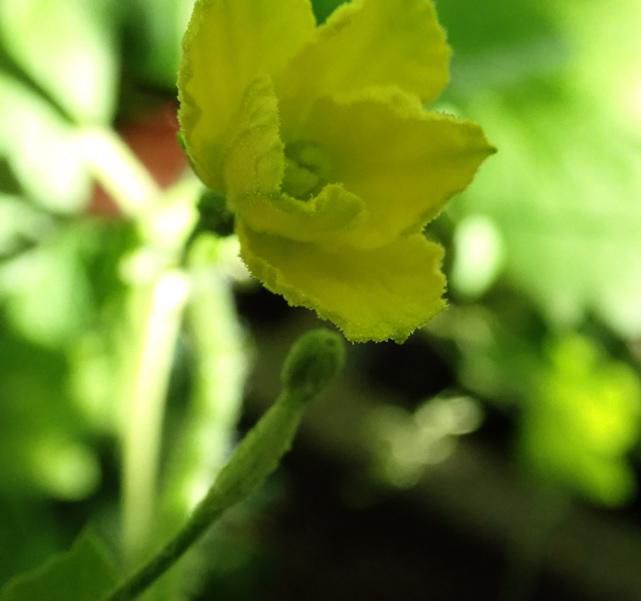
[281,329,345,404]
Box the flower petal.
[277,0,451,137]
[179,0,316,192]
[223,76,285,201]
[236,184,368,244]
[299,88,496,248]
[238,222,446,343]
[223,76,368,243]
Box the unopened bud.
[281,329,345,403]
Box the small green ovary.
[282,141,332,200]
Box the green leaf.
[520,335,641,506]
[0,0,117,124]
[0,158,21,196]
[124,0,195,89]
[0,74,91,213]
[0,223,93,347]
[430,310,641,506]
[0,0,117,212]
[437,0,568,96]
[0,327,100,500]
[0,195,51,260]
[452,96,641,337]
[443,0,641,337]
[0,530,118,601]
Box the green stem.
[120,271,189,564]
[148,235,247,599]
[179,235,248,507]
[104,329,344,601]
[107,390,306,601]
[77,126,160,218]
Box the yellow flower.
[179,0,494,342]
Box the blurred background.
[0,0,640,599]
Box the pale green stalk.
[146,235,248,599]
[120,272,190,563]
[78,124,200,565]
[77,127,160,219]
[179,235,248,509]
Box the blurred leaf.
[0,0,117,124]
[0,196,52,259]
[367,395,483,488]
[432,308,641,506]
[0,224,92,346]
[552,0,641,126]
[442,0,641,337]
[0,218,132,499]
[452,96,641,337]
[0,0,118,213]
[427,304,543,404]
[0,217,132,347]
[0,158,21,195]
[123,0,193,88]
[520,335,641,506]
[65,221,135,432]
[0,530,118,601]
[0,74,91,213]
[0,500,65,589]
[0,328,100,499]
[437,0,569,96]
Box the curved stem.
[104,327,343,600]
[77,127,160,218]
[105,491,229,601]
[148,236,248,599]
[105,389,307,601]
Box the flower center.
[282,141,331,200]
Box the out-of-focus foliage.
[443,0,641,336]
[432,0,641,511]
[0,0,117,213]
[0,331,97,500]
[0,219,132,498]
[0,76,90,212]
[520,335,641,505]
[124,0,194,88]
[0,0,116,123]
[0,0,132,581]
[0,530,117,601]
